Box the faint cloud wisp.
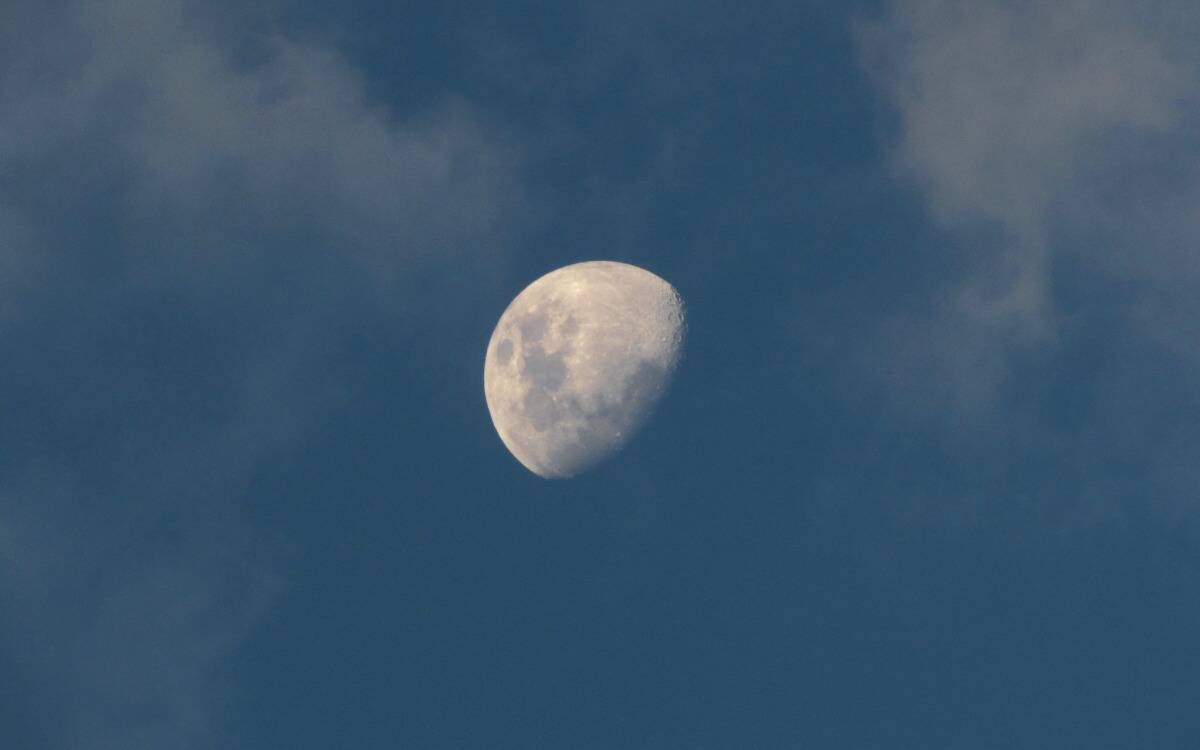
[859,0,1200,427]
[0,0,522,746]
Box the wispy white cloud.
[0,0,523,745]
[859,0,1200,425]
[3,0,520,296]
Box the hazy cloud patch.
[859,0,1200,423]
[0,0,522,746]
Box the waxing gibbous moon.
[484,261,685,479]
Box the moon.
[484,261,685,478]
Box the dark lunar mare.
[592,360,669,431]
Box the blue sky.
[2,1,1199,747]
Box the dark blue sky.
[2,1,1200,748]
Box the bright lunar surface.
[484,261,685,478]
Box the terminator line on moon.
[484,261,685,478]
